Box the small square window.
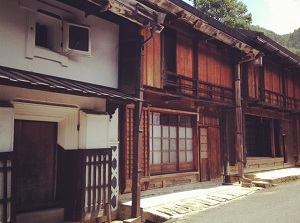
[35,23,48,48]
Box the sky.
[183,0,300,35]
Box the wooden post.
[132,35,144,219]
[235,63,244,179]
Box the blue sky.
[183,0,300,34]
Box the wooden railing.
[261,88,300,111]
[163,71,234,103]
[0,152,13,223]
[81,148,112,222]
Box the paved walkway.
[117,167,300,223]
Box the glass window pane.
[179,151,186,162]
[187,151,193,162]
[152,112,160,125]
[153,139,161,151]
[149,126,152,137]
[163,126,169,137]
[179,127,185,138]
[163,152,169,163]
[170,127,177,138]
[170,151,177,163]
[186,139,193,150]
[153,126,161,137]
[163,139,169,151]
[153,151,161,164]
[186,127,193,138]
[170,139,177,150]
[179,139,185,150]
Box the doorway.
[14,120,58,212]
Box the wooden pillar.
[132,35,144,219]
[270,119,276,157]
[235,63,244,178]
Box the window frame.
[149,111,196,175]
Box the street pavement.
[118,167,300,223]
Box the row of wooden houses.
[1,0,300,222]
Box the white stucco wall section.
[0,0,119,88]
[79,111,110,149]
[0,108,14,152]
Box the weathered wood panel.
[281,119,296,163]
[122,105,150,193]
[176,33,193,78]
[295,76,300,98]
[14,120,57,212]
[208,127,222,179]
[247,62,260,99]
[141,29,161,88]
[198,42,234,100]
[199,127,209,181]
[264,60,282,93]
[286,72,295,97]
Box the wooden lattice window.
[149,112,195,174]
[122,105,150,192]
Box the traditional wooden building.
[118,0,260,195]
[118,0,300,197]
[231,30,300,175]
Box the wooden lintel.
[161,95,182,101]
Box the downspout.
[132,26,158,220]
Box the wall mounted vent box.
[63,22,91,57]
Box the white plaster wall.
[0,108,14,152]
[0,0,119,88]
[79,111,110,149]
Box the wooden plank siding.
[177,33,195,95]
[198,42,234,101]
[141,29,161,88]
[198,115,222,180]
[121,105,150,193]
[247,62,260,99]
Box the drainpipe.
[132,26,158,220]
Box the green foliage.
[193,0,252,29]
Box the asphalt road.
[171,180,300,223]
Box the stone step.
[16,208,64,223]
[252,181,272,188]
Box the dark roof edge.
[237,29,300,63]
[166,0,252,45]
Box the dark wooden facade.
[239,54,300,172]
[119,18,241,191]
[119,9,300,192]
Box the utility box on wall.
[79,111,109,149]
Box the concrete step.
[252,181,272,188]
[16,207,64,223]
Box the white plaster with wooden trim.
[79,111,110,149]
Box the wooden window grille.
[149,112,195,174]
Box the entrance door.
[199,127,222,181]
[14,120,57,212]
